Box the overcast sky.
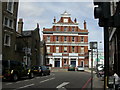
[18,2,104,50]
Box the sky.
[18,1,104,50]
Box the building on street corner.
[2,1,19,60]
[43,11,89,68]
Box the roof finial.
[74,18,77,23]
[84,20,87,29]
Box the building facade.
[2,1,19,60]
[43,11,89,68]
[16,19,41,67]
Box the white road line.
[40,77,55,83]
[5,83,13,85]
[18,84,34,89]
[56,82,69,88]
[24,80,29,82]
[36,77,41,79]
[16,81,21,83]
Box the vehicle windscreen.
[2,60,10,69]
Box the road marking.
[16,81,21,83]
[82,77,92,89]
[5,83,13,85]
[18,84,34,89]
[24,80,29,82]
[56,82,69,88]
[40,77,55,83]
[36,77,41,79]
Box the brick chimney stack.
[18,18,23,34]
[53,16,56,23]
[84,20,87,29]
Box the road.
[2,71,91,90]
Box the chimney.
[53,16,56,23]
[84,20,87,29]
[74,18,77,23]
[18,18,23,34]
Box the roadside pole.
[91,48,93,90]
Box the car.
[32,65,50,76]
[77,66,84,71]
[68,65,76,71]
[2,60,34,81]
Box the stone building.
[16,19,41,67]
[2,1,19,60]
[43,11,89,68]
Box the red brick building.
[43,11,89,68]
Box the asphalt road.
[2,71,91,90]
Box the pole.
[104,27,109,90]
[97,42,98,74]
[91,48,93,90]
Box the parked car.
[76,66,84,71]
[32,65,50,76]
[68,65,76,71]
[2,60,34,81]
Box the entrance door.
[81,61,84,67]
[71,61,76,67]
[55,61,60,67]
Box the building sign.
[69,53,78,56]
[53,53,62,56]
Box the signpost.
[90,42,97,90]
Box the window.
[4,34,11,46]
[7,0,14,13]
[64,47,67,52]
[47,36,50,42]
[72,37,75,42]
[72,27,75,32]
[81,47,84,54]
[56,36,59,41]
[4,17,13,28]
[64,37,67,42]
[81,36,84,42]
[64,27,67,31]
[56,47,59,53]
[64,19,68,23]
[72,46,75,52]
[47,47,50,53]
[64,59,67,65]
[56,27,59,31]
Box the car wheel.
[12,74,18,81]
[29,72,34,79]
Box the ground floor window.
[71,60,76,67]
[55,58,60,67]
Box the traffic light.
[94,2,111,27]
[113,2,120,27]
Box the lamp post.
[90,42,97,90]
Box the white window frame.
[56,36,59,42]
[47,47,50,53]
[64,37,67,42]
[4,34,11,46]
[56,47,59,53]
[7,0,14,13]
[64,27,67,32]
[4,17,14,29]
[81,36,84,42]
[72,27,75,32]
[56,27,59,31]
[47,36,50,42]
[72,37,75,42]
[64,47,67,52]
[72,46,75,52]
[81,47,84,54]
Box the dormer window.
[64,19,68,23]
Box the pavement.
[51,68,104,89]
